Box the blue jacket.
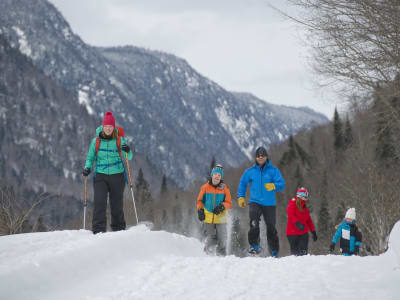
[332,220,362,255]
[237,161,285,206]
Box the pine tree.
[135,168,153,221]
[160,174,167,195]
[318,171,331,234]
[343,116,353,149]
[333,108,344,150]
[335,201,346,225]
[209,156,216,173]
[295,142,311,168]
[294,164,303,190]
[375,109,396,162]
[288,135,297,160]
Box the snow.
[78,86,94,115]
[155,77,162,85]
[62,27,71,40]
[12,26,32,58]
[0,223,399,300]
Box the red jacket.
[286,197,315,236]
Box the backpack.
[95,126,125,160]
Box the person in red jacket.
[286,187,317,255]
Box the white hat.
[345,208,356,220]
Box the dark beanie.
[255,146,268,157]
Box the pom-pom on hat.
[210,167,224,179]
[102,111,116,127]
[345,208,356,220]
[296,187,309,199]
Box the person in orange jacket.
[286,187,317,255]
[197,165,232,255]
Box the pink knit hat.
[102,111,115,127]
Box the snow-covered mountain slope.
[1,222,399,300]
[0,0,328,188]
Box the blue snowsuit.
[332,220,362,256]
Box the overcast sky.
[48,0,336,118]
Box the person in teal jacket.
[330,208,362,256]
[83,111,133,234]
[237,146,285,256]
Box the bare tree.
[0,186,44,235]
[277,0,400,94]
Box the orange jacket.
[197,182,232,224]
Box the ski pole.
[83,176,88,229]
[125,152,139,225]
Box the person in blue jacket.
[237,146,285,256]
[330,208,362,256]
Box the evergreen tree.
[343,116,353,149]
[375,108,396,162]
[135,168,153,221]
[333,108,344,150]
[335,201,347,225]
[294,164,303,190]
[295,142,311,168]
[318,171,331,234]
[288,135,297,160]
[209,156,216,173]
[160,174,168,195]
[279,136,297,167]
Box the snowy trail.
[1,224,399,300]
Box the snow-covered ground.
[1,222,400,300]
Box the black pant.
[287,233,309,256]
[92,173,126,233]
[248,203,279,252]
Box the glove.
[213,203,225,215]
[82,168,91,176]
[264,183,276,191]
[238,197,246,208]
[295,221,304,231]
[354,246,360,255]
[330,243,335,252]
[198,208,205,221]
[311,231,318,242]
[121,144,130,153]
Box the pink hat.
[102,111,115,127]
[296,187,309,199]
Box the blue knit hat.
[210,167,224,179]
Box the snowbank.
[0,224,399,300]
[388,220,400,268]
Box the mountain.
[0,222,399,299]
[0,0,328,189]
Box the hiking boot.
[248,244,261,255]
[271,250,279,258]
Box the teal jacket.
[85,126,133,175]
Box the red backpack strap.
[95,138,101,156]
[117,136,123,159]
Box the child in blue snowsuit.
[330,208,362,256]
